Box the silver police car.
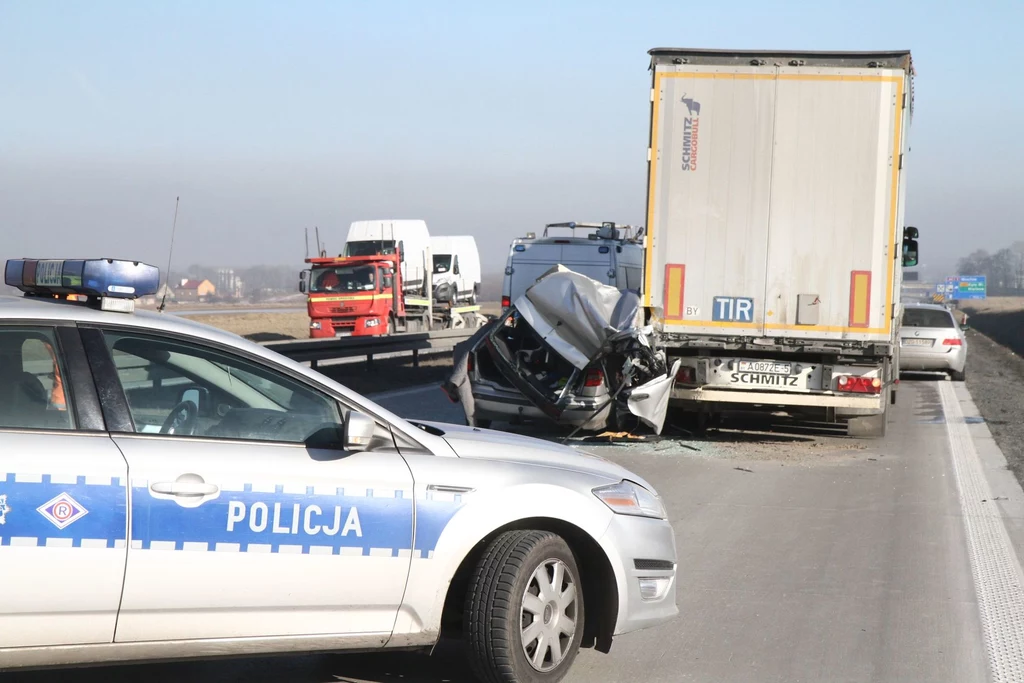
[0,258,677,681]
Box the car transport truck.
[301,251,485,338]
[643,48,919,436]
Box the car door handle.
[150,481,219,496]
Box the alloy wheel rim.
[520,558,578,672]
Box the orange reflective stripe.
[849,271,872,328]
[663,265,685,319]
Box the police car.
[0,258,677,681]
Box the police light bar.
[5,258,160,299]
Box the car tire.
[464,530,584,683]
[950,368,966,382]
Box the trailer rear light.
[584,369,605,387]
[836,376,882,394]
[942,338,963,346]
[675,367,696,384]
[501,296,511,309]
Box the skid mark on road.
[940,381,1024,682]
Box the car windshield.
[903,308,955,328]
[343,240,396,257]
[310,265,376,293]
[433,255,452,274]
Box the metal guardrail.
[262,328,475,368]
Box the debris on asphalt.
[734,467,754,473]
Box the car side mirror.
[345,411,376,452]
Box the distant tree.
[990,249,1016,293]
[957,249,991,278]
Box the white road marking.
[368,384,441,401]
[940,381,1024,682]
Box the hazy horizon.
[3,1,1022,279]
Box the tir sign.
[713,296,754,323]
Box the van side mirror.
[383,274,393,289]
[299,270,309,293]
[453,257,460,276]
[902,226,919,267]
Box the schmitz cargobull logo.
[681,94,700,172]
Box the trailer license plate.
[738,361,791,374]
[902,338,932,347]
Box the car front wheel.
[464,530,584,683]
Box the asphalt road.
[6,377,1023,682]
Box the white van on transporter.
[430,235,482,304]
[342,219,431,295]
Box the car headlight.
[364,318,380,328]
[592,480,667,519]
[310,321,322,330]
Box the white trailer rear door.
[646,59,909,342]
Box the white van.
[501,222,644,309]
[430,235,482,304]
[343,219,431,294]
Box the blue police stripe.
[132,484,464,557]
[0,473,126,548]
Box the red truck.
[300,254,484,338]
[301,255,411,337]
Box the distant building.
[174,278,216,302]
[215,268,244,299]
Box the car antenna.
[158,196,180,313]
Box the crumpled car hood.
[419,420,652,489]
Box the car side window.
[0,327,75,431]
[102,331,343,444]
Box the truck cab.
[303,256,400,338]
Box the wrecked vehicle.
[444,267,680,434]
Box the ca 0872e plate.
[737,360,791,375]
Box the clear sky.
[1,0,1021,277]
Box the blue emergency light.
[5,258,160,301]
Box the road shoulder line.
[940,380,1024,682]
[369,384,442,401]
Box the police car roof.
[0,294,250,348]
